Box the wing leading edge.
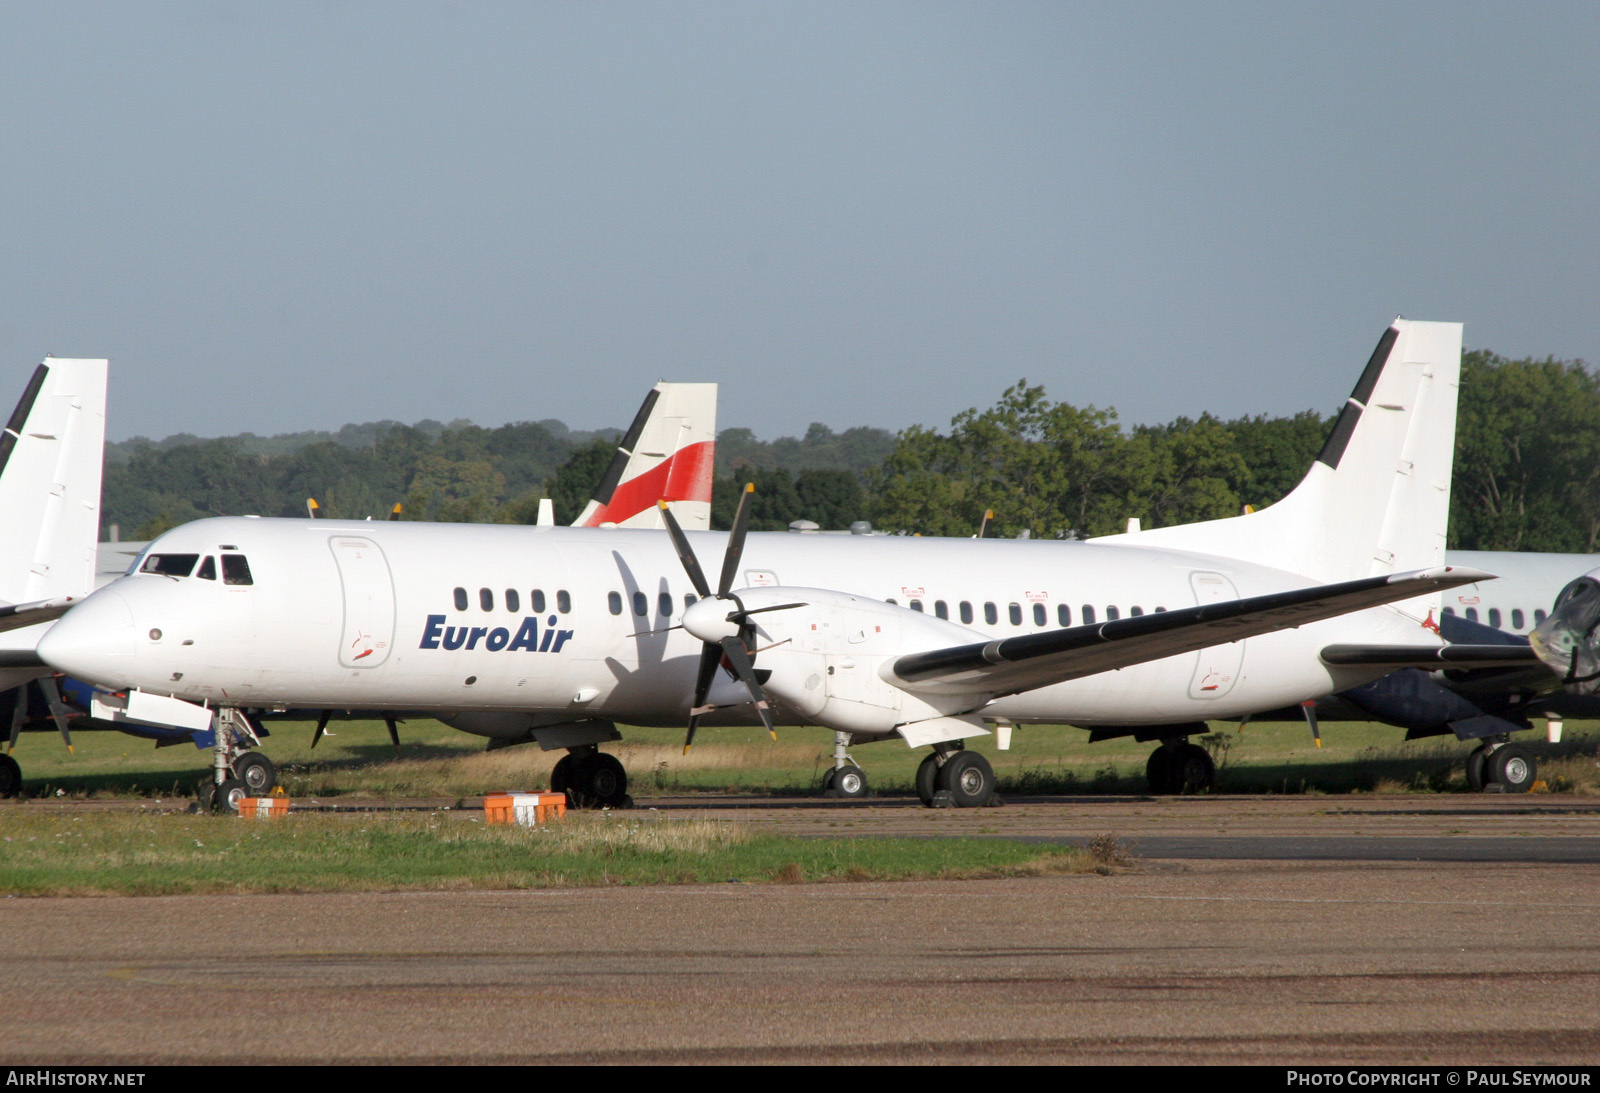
[888,567,1494,697]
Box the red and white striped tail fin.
[573,382,717,530]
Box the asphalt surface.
[4,794,1600,1064]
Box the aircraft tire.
[569,752,628,809]
[1489,744,1536,793]
[1145,748,1179,795]
[937,751,994,808]
[194,779,217,813]
[819,767,836,794]
[214,778,249,814]
[1465,745,1491,791]
[1176,743,1215,794]
[915,753,940,806]
[550,755,572,794]
[233,752,277,796]
[0,754,19,798]
[832,764,868,799]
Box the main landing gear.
[1144,738,1215,795]
[915,746,998,808]
[1465,740,1537,793]
[197,707,278,813]
[550,745,630,809]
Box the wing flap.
[889,567,1492,697]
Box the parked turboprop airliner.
[36,319,1521,809]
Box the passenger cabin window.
[607,591,622,616]
[1008,603,1022,626]
[1058,604,1071,626]
[1130,606,1144,617]
[1082,605,1096,624]
[1442,606,1455,616]
[659,592,673,616]
[959,602,974,625]
[1535,609,1548,624]
[685,593,697,608]
[909,599,924,613]
[531,590,546,613]
[1106,606,1120,621]
[1488,608,1502,629]
[557,590,571,614]
[632,591,648,616]
[505,589,520,613]
[984,602,998,625]
[141,554,199,577]
[221,555,253,586]
[480,588,494,611]
[1033,603,1046,626]
[885,597,897,605]
[454,587,468,611]
[196,556,216,581]
[934,600,948,620]
[1512,609,1525,629]
[1465,607,1479,622]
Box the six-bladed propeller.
[657,483,801,754]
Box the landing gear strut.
[1145,739,1215,795]
[554,746,630,809]
[1467,740,1537,793]
[201,707,277,813]
[821,731,869,798]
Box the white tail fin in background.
[573,382,717,530]
[0,358,108,606]
[1096,319,1463,606]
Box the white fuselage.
[38,516,1439,740]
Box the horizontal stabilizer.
[890,566,1493,698]
[1320,644,1541,670]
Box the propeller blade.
[387,502,402,521]
[310,712,330,749]
[719,635,776,741]
[658,502,712,598]
[5,687,22,752]
[718,483,756,597]
[385,716,401,756]
[739,601,807,617]
[307,498,322,519]
[1300,699,1322,749]
[39,677,72,752]
[684,643,724,753]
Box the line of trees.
[102,350,1600,552]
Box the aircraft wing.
[1319,644,1542,670]
[888,567,1493,697]
[0,597,76,636]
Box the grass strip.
[0,810,1097,896]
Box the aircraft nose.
[37,589,137,685]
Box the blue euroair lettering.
[419,613,574,653]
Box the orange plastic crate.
[484,791,566,825]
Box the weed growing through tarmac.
[1086,833,1134,873]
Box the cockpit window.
[196,556,217,581]
[141,554,199,577]
[221,554,254,586]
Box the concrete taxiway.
[3,795,1599,1064]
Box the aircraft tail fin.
[1098,319,1463,597]
[573,382,717,530]
[0,358,108,606]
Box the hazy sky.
[2,2,1595,442]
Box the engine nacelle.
[737,586,990,737]
[1531,570,1600,693]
